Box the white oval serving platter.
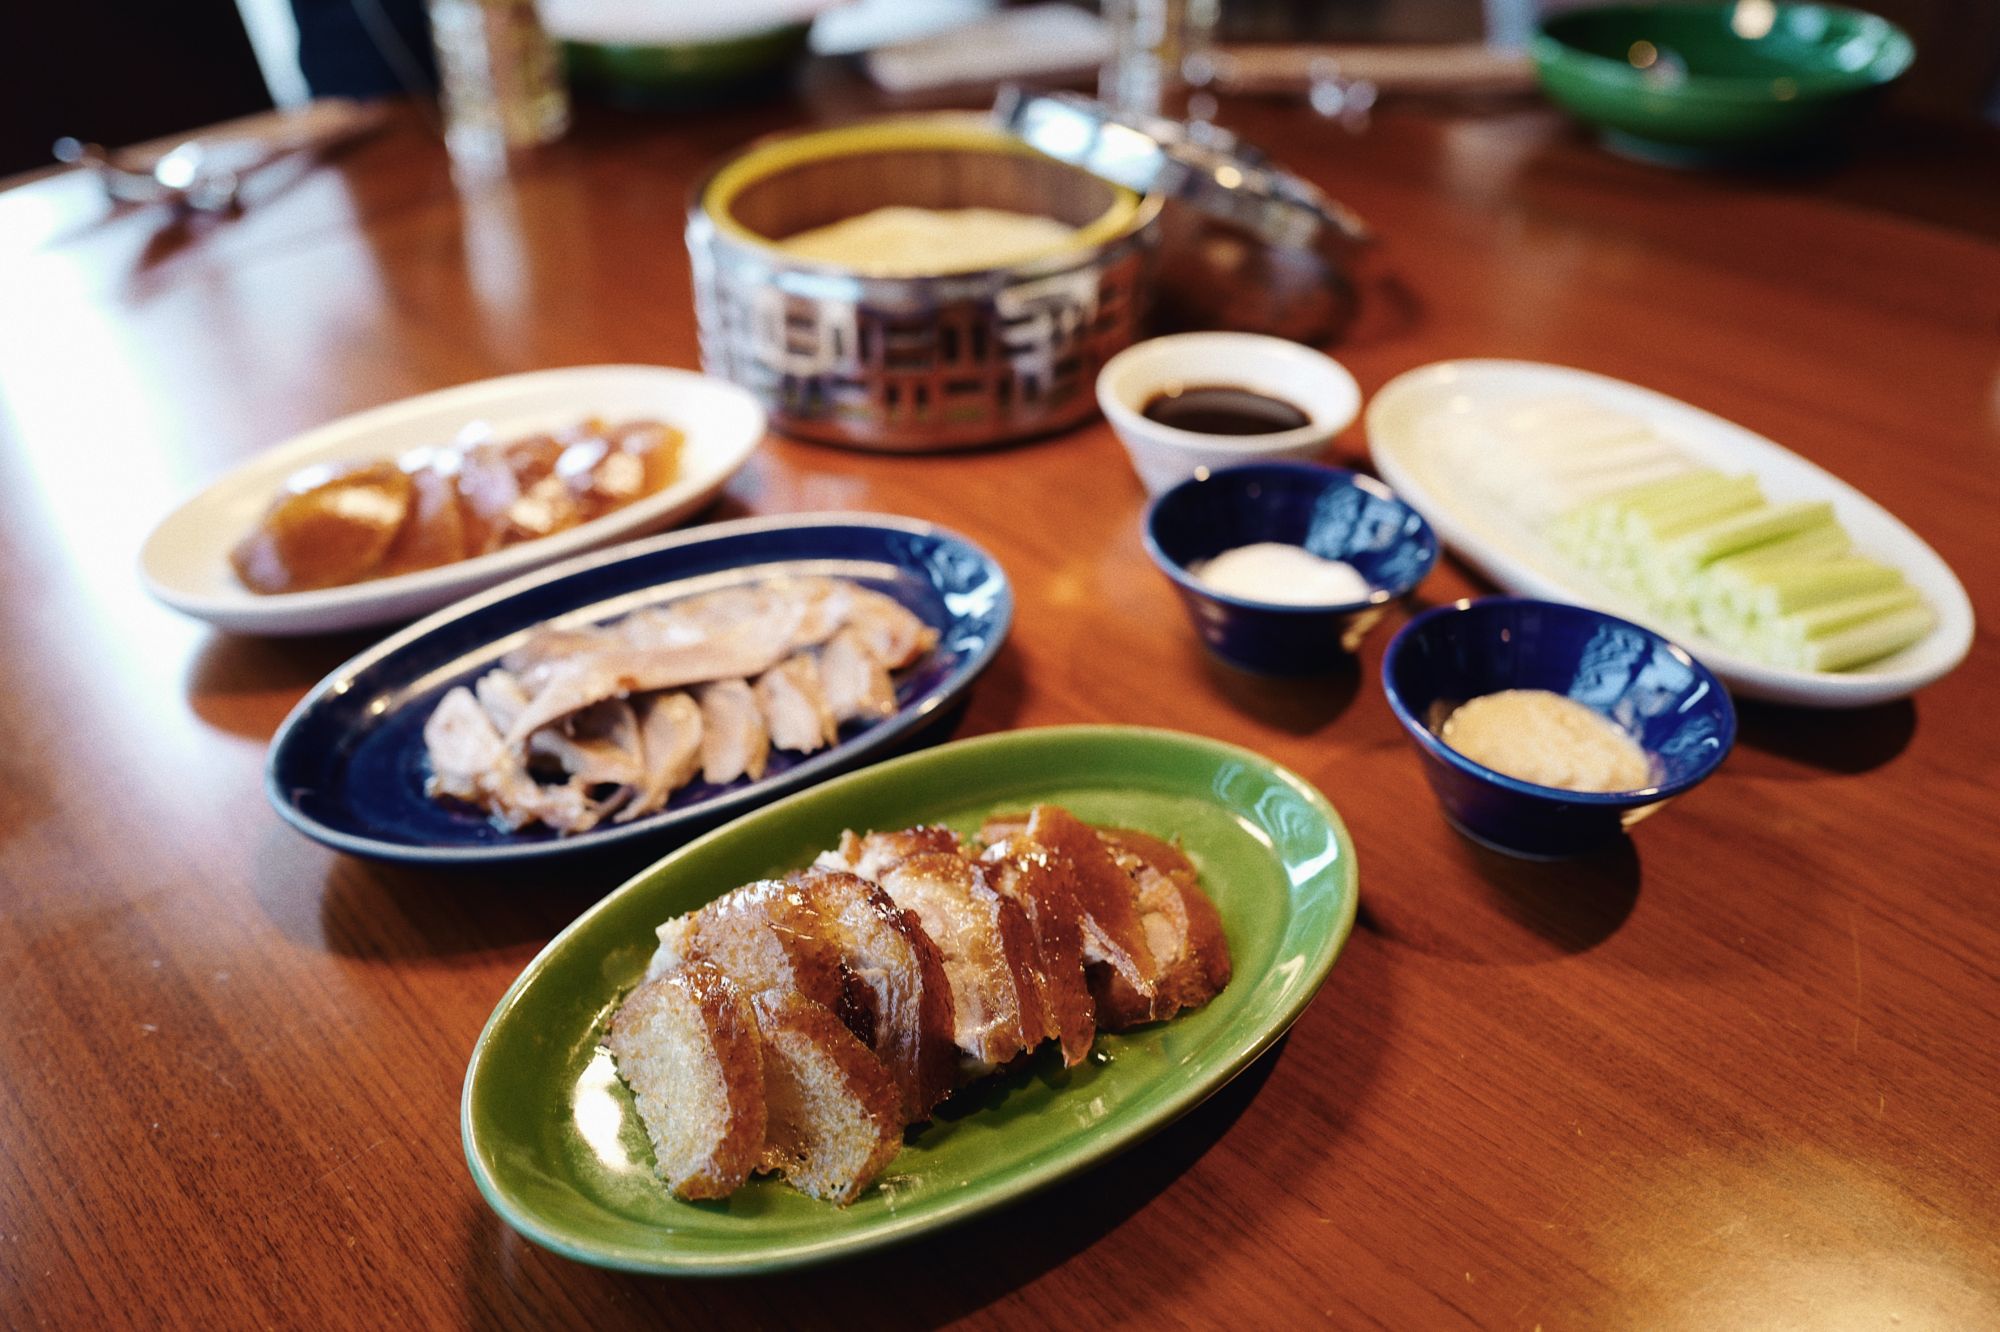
[1366,359,1974,708]
[139,365,765,636]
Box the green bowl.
[563,22,811,109]
[1532,3,1914,162]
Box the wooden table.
[3,91,1996,1329]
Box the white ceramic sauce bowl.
[1096,332,1362,495]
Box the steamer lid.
[993,88,1370,254]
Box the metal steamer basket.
[689,115,1162,452]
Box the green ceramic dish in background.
[563,22,811,109]
[462,725,1358,1275]
[1532,3,1914,162]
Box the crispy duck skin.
[978,836,1098,1067]
[611,806,1231,1206]
[876,851,1051,1072]
[649,879,851,1020]
[652,870,958,1123]
[997,806,1161,1025]
[1098,830,1232,1024]
[780,869,959,1121]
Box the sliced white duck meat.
[501,627,622,682]
[609,605,708,651]
[623,578,846,653]
[616,692,704,822]
[784,578,856,649]
[843,588,939,670]
[473,668,532,732]
[696,679,769,786]
[755,654,838,754]
[528,697,645,789]
[422,686,608,833]
[817,627,898,725]
[501,615,797,753]
[638,584,771,639]
[425,686,508,807]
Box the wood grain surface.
[2,89,1997,1330]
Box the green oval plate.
[461,724,1358,1274]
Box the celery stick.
[1732,558,1905,620]
[1662,500,1836,568]
[1551,469,1738,555]
[1584,467,1752,520]
[1695,526,1854,621]
[1770,585,1926,643]
[1790,605,1937,671]
[1617,481,1766,545]
[1705,523,1850,575]
[1534,460,1696,524]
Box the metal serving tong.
[53,98,389,212]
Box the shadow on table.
[457,916,1399,1327]
[1359,823,1640,966]
[179,490,762,743]
[185,627,388,740]
[1198,652,1361,735]
[463,1038,1307,1326]
[950,638,1027,736]
[1728,697,1915,777]
[276,693,983,963]
[782,1043,1286,1314]
[1339,271,1427,354]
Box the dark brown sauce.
[1141,384,1311,436]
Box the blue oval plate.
[265,514,1012,865]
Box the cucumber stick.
[1551,470,1929,672]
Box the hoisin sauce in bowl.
[1141,385,1311,436]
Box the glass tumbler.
[1098,0,1222,118]
[428,0,570,178]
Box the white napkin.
[538,0,842,45]
[864,3,1112,93]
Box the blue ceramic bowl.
[1143,463,1438,675]
[1381,597,1736,858]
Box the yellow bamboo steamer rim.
[700,114,1146,274]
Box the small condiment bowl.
[1381,597,1736,859]
[1098,332,1362,495]
[1143,462,1438,675]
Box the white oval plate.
[1366,360,1974,708]
[139,365,765,636]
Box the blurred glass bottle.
[427,0,569,178]
[1099,0,1221,118]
